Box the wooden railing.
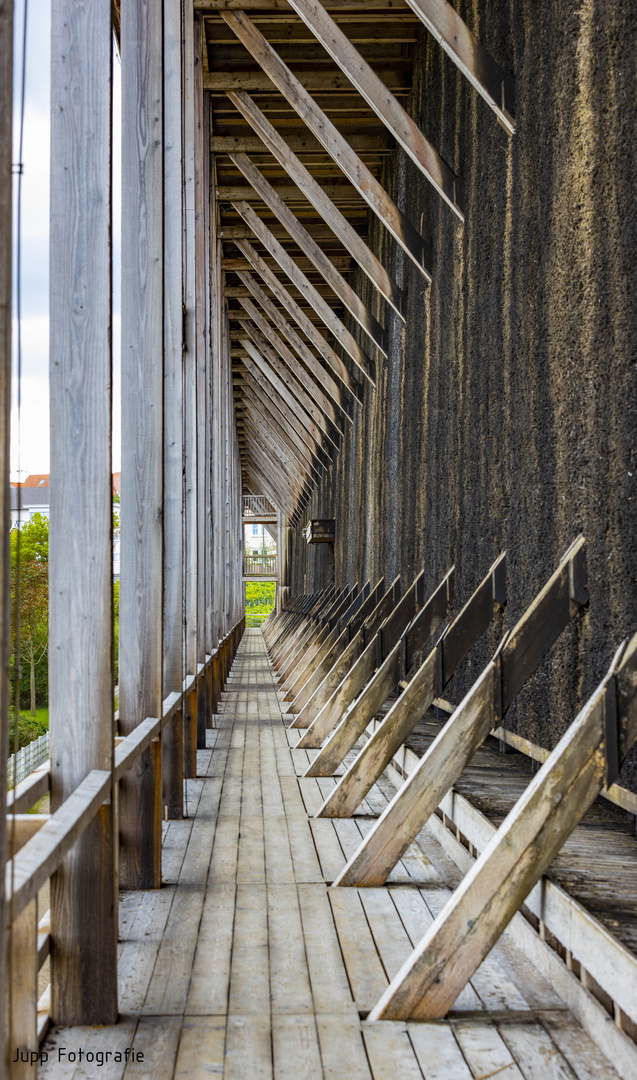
[242,494,276,518]
[5,614,245,1061]
[244,554,277,576]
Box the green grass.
[8,707,49,755]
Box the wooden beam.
[243,443,302,517]
[287,0,462,216]
[240,336,334,455]
[232,237,358,392]
[120,0,164,889]
[220,12,433,279]
[225,91,402,317]
[0,1,11,1062]
[289,578,398,726]
[236,294,348,424]
[238,316,342,445]
[229,150,387,352]
[243,427,308,501]
[236,269,357,405]
[241,386,322,482]
[162,0,184,819]
[233,200,375,383]
[197,0,414,10]
[370,634,637,1020]
[206,68,408,92]
[49,0,116,1023]
[402,0,515,134]
[240,350,331,468]
[183,0,199,771]
[243,397,316,484]
[212,133,390,153]
[318,553,506,817]
[305,567,454,776]
[334,537,588,888]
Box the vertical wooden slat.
[49,0,116,1023]
[162,0,184,819]
[119,0,164,888]
[9,899,38,1078]
[183,0,198,777]
[0,0,12,1066]
[194,14,207,747]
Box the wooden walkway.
[41,630,623,1079]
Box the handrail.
[4,613,246,929]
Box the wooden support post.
[319,554,506,817]
[8,899,38,1079]
[282,581,374,694]
[370,634,637,1020]
[306,568,454,776]
[120,0,164,889]
[220,11,433,280]
[183,0,200,777]
[162,0,184,819]
[49,0,117,1019]
[194,14,208,749]
[0,0,11,1068]
[334,537,588,888]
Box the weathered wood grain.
[49,0,116,1022]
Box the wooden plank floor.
[41,630,623,1079]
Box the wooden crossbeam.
[212,133,390,153]
[318,553,506,817]
[239,322,341,447]
[370,633,637,1020]
[229,149,387,351]
[225,90,403,316]
[243,442,303,517]
[220,11,433,279]
[270,588,336,661]
[240,352,331,467]
[334,536,588,887]
[236,270,357,409]
[244,404,311,487]
[297,572,427,749]
[241,385,322,483]
[242,428,308,503]
[236,289,351,417]
[289,577,398,726]
[232,201,375,383]
[206,69,409,92]
[233,237,360,392]
[402,0,515,134]
[287,0,462,216]
[274,585,355,670]
[304,567,454,775]
[236,295,348,426]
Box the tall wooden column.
[49,0,117,1022]
[120,0,164,888]
[162,0,184,819]
[194,14,207,747]
[0,0,13,1065]
[183,0,199,779]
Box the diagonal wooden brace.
[333,537,588,887]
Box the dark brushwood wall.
[288,0,637,791]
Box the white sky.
[11,0,122,480]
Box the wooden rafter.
[286,0,462,217]
[240,354,331,468]
[220,11,433,279]
[226,90,403,317]
[232,200,375,383]
[402,0,515,134]
[233,237,359,392]
[229,149,387,352]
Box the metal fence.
[7,731,49,790]
[243,495,276,518]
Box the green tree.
[11,558,48,716]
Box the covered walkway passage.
[39,630,627,1079]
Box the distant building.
[10,474,121,577]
